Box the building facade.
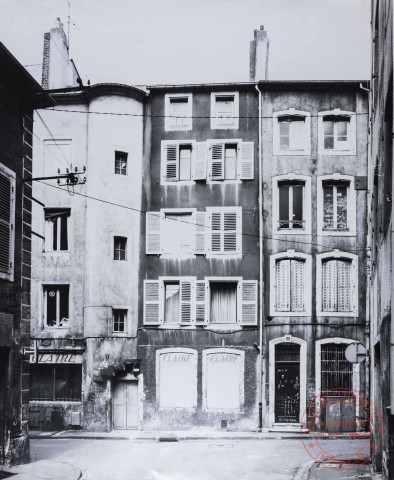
[139,84,261,430]
[29,22,147,431]
[259,81,369,431]
[0,42,52,466]
[369,1,394,478]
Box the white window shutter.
[276,259,290,311]
[144,280,161,325]
[0,172,12,274]
[209,143,224,180]
[337,260,351,312]
[163,144,179,181]
[146,212,161,254]
[322,260,337,312]
[210,211,222,253]
[194,212,206,254]
[238,142,254,180]
[180,280,193,325]
[240,280,258,325]
[192,142,207,181]
[223,211,237,253]
[290,259,304,312]
[195,280,207,325]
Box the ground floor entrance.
[113,381,138,430]
[274,344,300,423]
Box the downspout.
[255,84,264,431]
[391,75,394,414]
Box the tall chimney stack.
[42,18,79,90]
[249,25,269,81]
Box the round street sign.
[345,343,367,363]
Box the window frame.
[113,235,128,261]
[206,139,254,183]
[160,208,197,258]
[272,174,311,235]
[210,92,239,130]
[270,251,312,317]
[0,162,16,281]
[318,109,356,155]
[317,174,356,236]
[316,251,358,317]
[205,206,242,259]
[273,109,311,156]
[164,93,193,132]
[44,208,70,253]
[111,307,129,336]
[41,283,71,329]
[114,151,128,176]
[161,140,196,185]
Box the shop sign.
[30,353,83,364]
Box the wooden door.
[113,381,138,430]
[275,362,300,423]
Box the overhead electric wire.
[36,180,367,253]
[46,108,369,120]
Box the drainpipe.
[255,84,264,431]
[391,95,394,417]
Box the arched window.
[273,109,311,155]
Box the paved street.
[30,438,373,480]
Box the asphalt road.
[30,438,371,480]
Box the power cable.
[36,180,367,253]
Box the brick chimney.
[249,25,269,81]
[42,18,79,89]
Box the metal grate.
[321,344,352,394]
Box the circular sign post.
[345,343,367,363]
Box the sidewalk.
[4,460,82,480]
[29,428,370,441]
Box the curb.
[293,460,314,480]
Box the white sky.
[0,0,371,85]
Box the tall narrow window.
[224,144,237,180]
[164,282,180,324]
[179,145,192,181]
[45,209,70,251]
[210,282,237,324]
[0,165,15,279]
[44,285,69,327]
[114,236,127,260]
[113,309,127,333]
[323,182,349,230]
[278,182,304,230]
[275,259,305,312]
[321,344,353,393]
[278,117,305,151]
[322,259,352,312]
[115,151,128,175]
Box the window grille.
[321,344,352,395]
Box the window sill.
[44,326,70,330]
[159,407,197,412]
[161,253,196,259]
[44,251,71,254]
[203,407,244,414]
[206,179,242,185]
[205,253,242,259]
[319,149,356,156]
[161,180,197,186]
[205,325,242,332]
[274,229,311,236]
[317,312,358,318]
[29,400,82,405]
[164,126,192,132]
[319,230,356,237]
[273,149,311,156]
[111,332,129,337]
[270,311,311,317]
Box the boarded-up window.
[157,350,197,409]
[322,259,352,312]
[204,350,244,411]
[321,344,353,394]
[43,139,72,176]
[276,259,305,312]
[30,364,82,401]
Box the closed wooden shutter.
[337,260,351,312]
[322,260,337,312]
[291,259,304,311]
[0,171,13,274]
[144,280,161,325]
[209,143,224,180]
[180,280,193,325]
[194,212,206,254]
[239,280,258,325]
[146,212,161,254]
[223,211,238,253]
[210,212,222,253]
[276,259,290,311]
[238,142,254,180]
[195,280,207,324]
[192,142,207,181]
[163,144,179,181]
[208,210,240,255]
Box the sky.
[0,0,371,86]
